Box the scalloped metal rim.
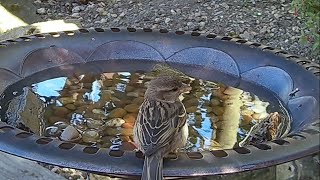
[0,27,319,178]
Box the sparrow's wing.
[136,100,186,156]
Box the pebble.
[53,106,70,117]
[82,130,100,143]
[33,0,318,63]
[65,104,76,110]
[92,109,105,115]
[108,108,127,118]
[111,14,118,18]
[199,21,206,28]
[59,97,75,105]
[186,106,197,113]
[252,112,269,120]
[44,126,61,137]
[154,18,161,23]
[123,113,137,123]
[187,22,194,27]
[184,98,199,107]
[119,11,126,17]
[120,142,136,151]
[86,118,104,129]
[132,97,144,105]
[103,128,133,136]
[105,118,125,127]
[224,87,243,96]
[127,92,139,98]
[124,104,140,113]
[211,98,220,106]
[212,106,224,116]
[240,31,253,40]
[72,6,82,13]
[165,17,171,24]
[221,3,229,9]
[36,8,46,14]
[122,122,134,129]
[100,18,107,23]
[60,125,81,142]
[54,121,69,129]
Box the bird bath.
[0,28,319,178]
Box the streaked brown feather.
[135,99,186,156]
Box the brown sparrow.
[133,75,191,180]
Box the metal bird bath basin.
[0,28,319,178]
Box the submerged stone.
[6,87,45,135]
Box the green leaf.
[312,41,320,51]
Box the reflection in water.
[1,69,290,151]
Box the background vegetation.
[292,0,320,51]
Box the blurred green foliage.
[292,0,320,51]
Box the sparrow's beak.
[179,83,192,93]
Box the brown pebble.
[69,85,80,90]
[132,97,144,105]
[211,98,221,106]
[77,105,89,112]
[120,142,137,151]
[212,89,225,98]
[102,128,133,136]
[65,104,76,110]
[102,80,113,87]
[102,128,119,136]
[53,106,71,117]
[60,90,70,97]
[124,104,140,113]
[113,91,127,100]
[100,90,112,102]
[125,85,135,92]
[186,106,197,113]
[183,98,199,107]
[121,128,133,136]
[113,101,127,108]
[74,100,86,106]
[108,108,127,118]
[122,122,134,129]
[90,101,105,109]
[58,97,75,105]
[212,106,224,116]
[123,113,137,123]
[101,136,113,144]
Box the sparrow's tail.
[142,153,163,180]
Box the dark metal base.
[0,28,319,178]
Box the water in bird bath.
[0,65,291,152]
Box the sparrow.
[133,75,191,180]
